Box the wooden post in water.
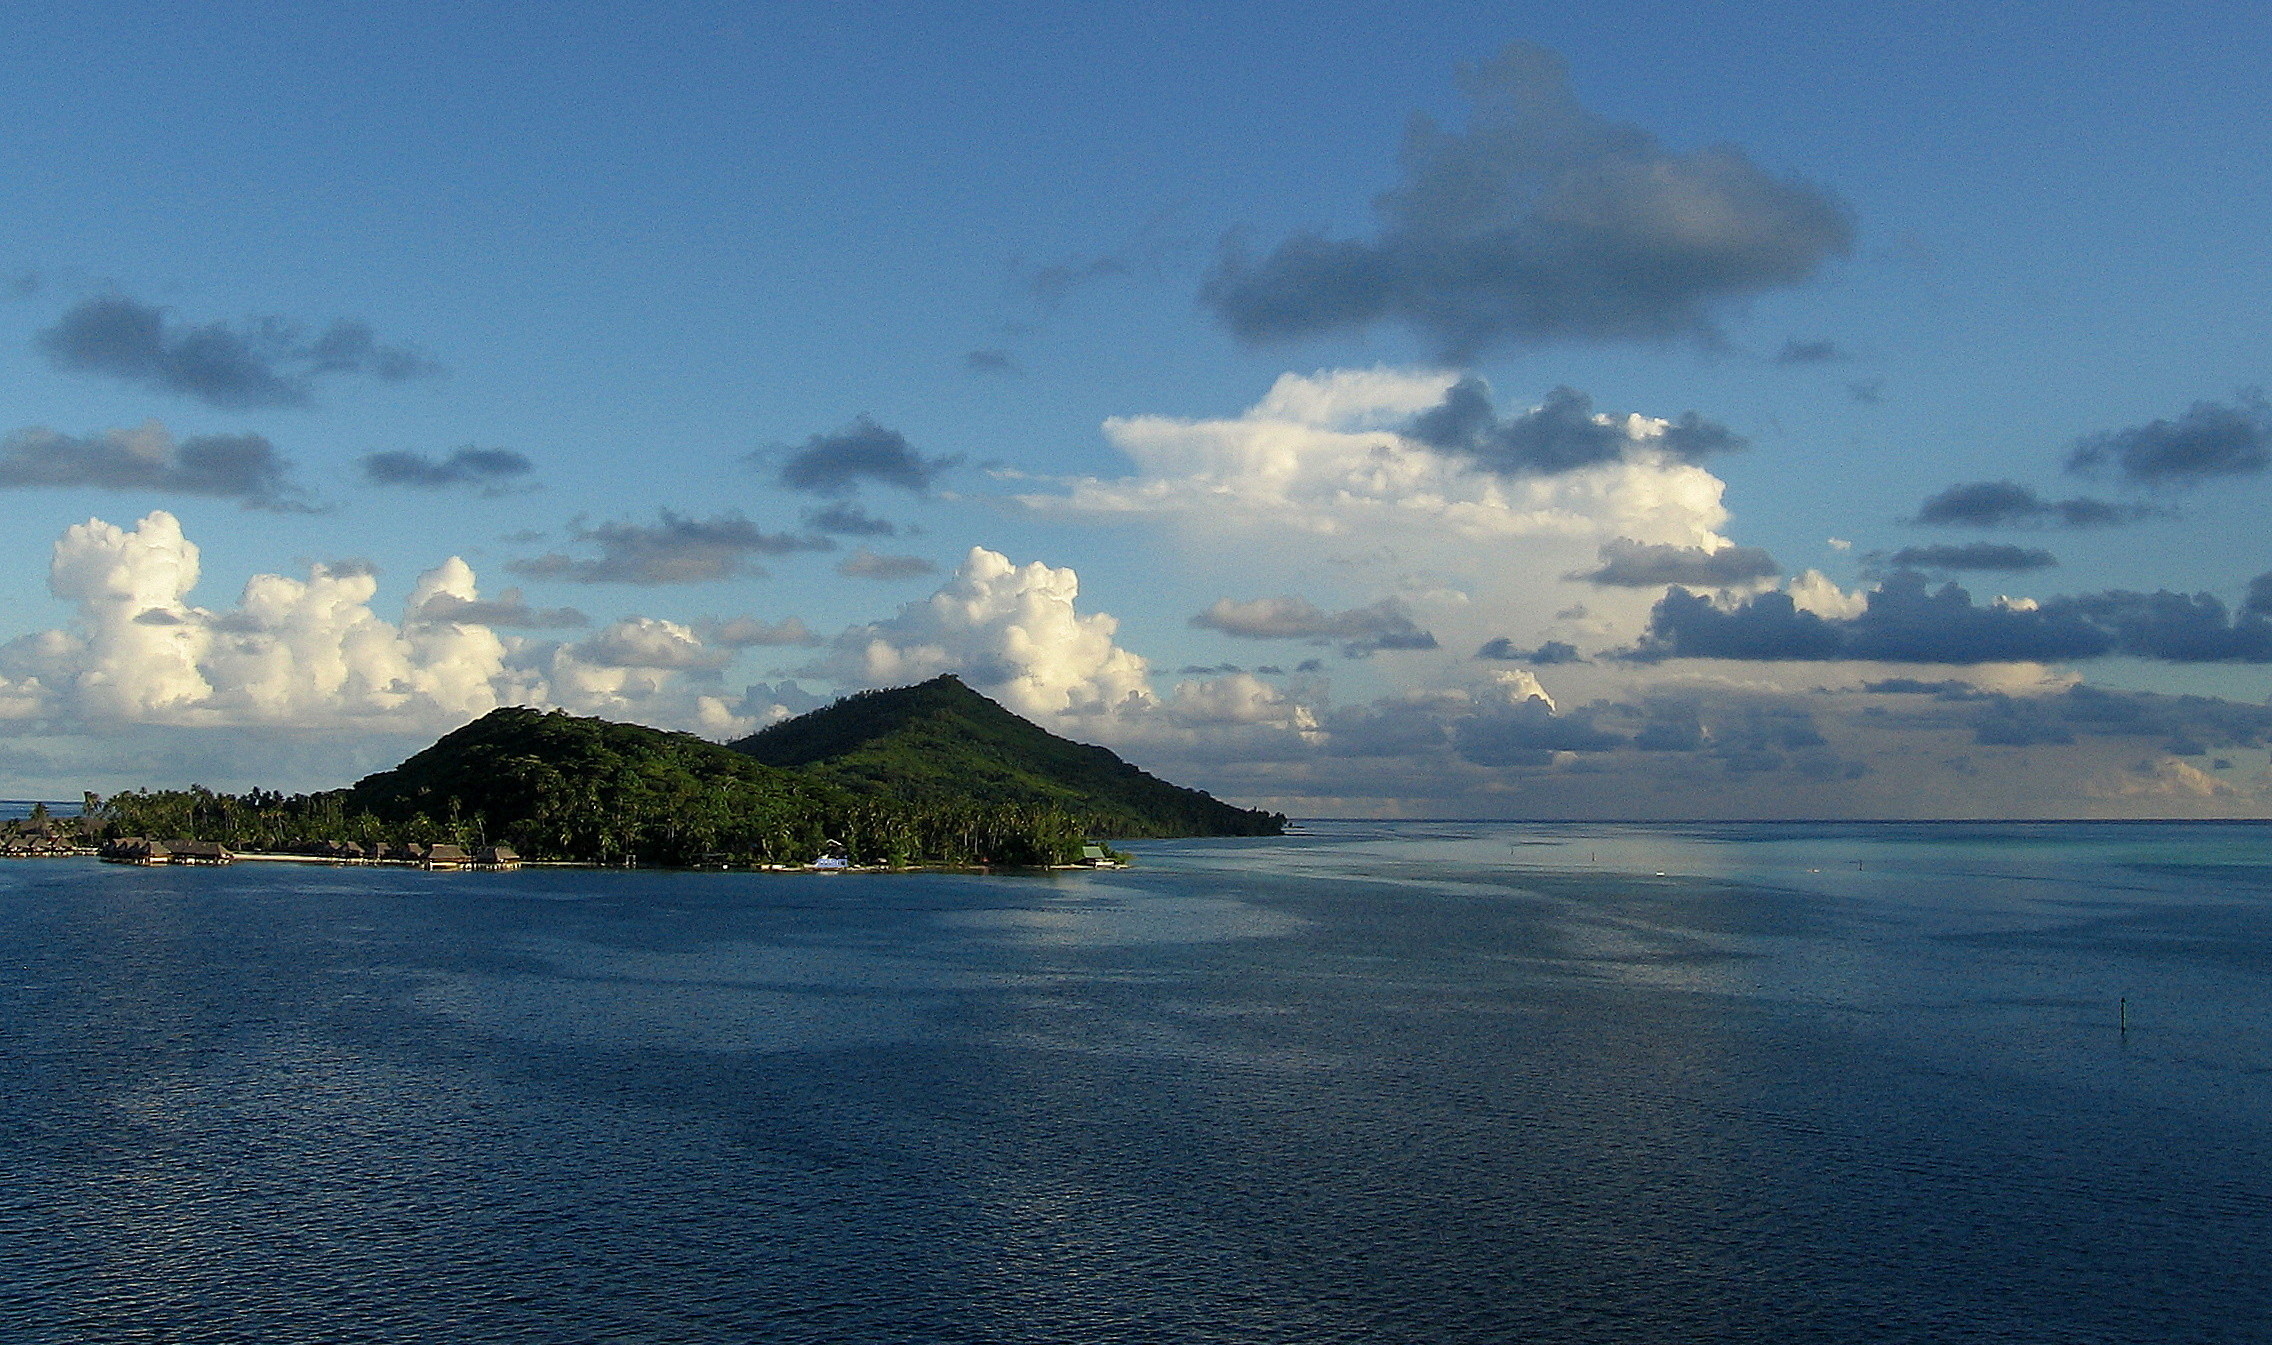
[2119,997,2128,1034]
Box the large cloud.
[511,512,831,584]
[36,295,438,409]
[362,447,533,493]
[565,618,732,671]
[1476,638,1583,663]
[1021,367,1748,678]
[772,416,956,495]
[818,546,1321,757]
[0,421,308,510]
[1157,666,2272,821]
[1450,672,1624,765]
[1573,538,1778,588]
[0,512,819,752]
[1410,379,1746,475]
[1031,369,1735,541]
[540,621,804,740]
[2066,394,2272,486]
[824,545,1155,719]
[1883,542,2056,572]
[1200,44,1853,359]
[1190,595,1438,656]
[5,512,519,728]
[1909,480,2155,528]
[1637,571,2272,663]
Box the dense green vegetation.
[82,678,1280,866]
[731,676,1283,837]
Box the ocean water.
[2,821,2269,1343]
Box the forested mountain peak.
[729,676,1283,838]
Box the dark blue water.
[3,822,2270,1343]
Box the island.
[70,675,1284,869]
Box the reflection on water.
[940,888,1309,947]
[3,822,2271,1342]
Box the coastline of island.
[9,677,1269,872]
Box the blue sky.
[2,1,2269,814]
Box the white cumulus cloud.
[0,512,788,744]
[12,511,522,730]
[1016,368,1743,677]
[1030,368,1733,544]
[826,545,1155,720]
[818,545,1320,757]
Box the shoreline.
[26,851,1125,876]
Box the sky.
[2,0,2271,817]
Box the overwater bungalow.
[167,840,234,865]
[473,844,520,870]
[421,843,470,871]
[100,837,170,865]
[0,815,89,857]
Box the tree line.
[83,782,1107,868]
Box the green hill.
[340,703,1097,866]
[347,706,816,861]
[89,679,1281,866]
[728,675,1284,838]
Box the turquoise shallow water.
[3,821,2270,1342]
